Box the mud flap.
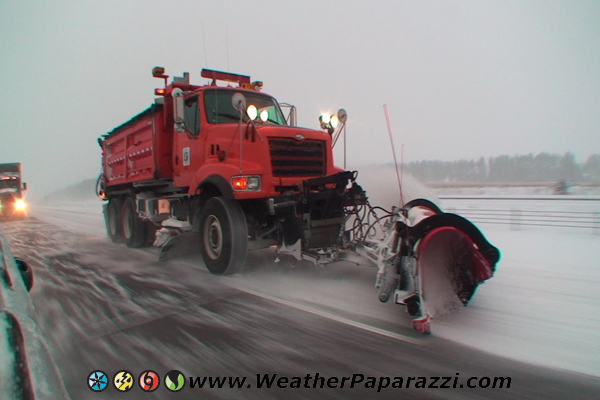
[158,232,201,262]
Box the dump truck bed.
[102,104,173,187]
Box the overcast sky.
[1,0,599,198]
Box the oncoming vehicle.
[0,163,27,220]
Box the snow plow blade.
[356,198,500,333]
[396,199,500,332]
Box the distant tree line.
[404,152,600,183]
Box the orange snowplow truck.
[98,67,364,274]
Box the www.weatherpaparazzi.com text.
[188,373,511,392]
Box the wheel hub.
[204,215,223,259]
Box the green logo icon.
[165,370,185,392]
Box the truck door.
[173,94,205,188]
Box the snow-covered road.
[27,197,600,378]
[434,224,600,376]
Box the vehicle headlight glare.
[330,114,339,129]
[260,109,269,122]
[247,105,258,120]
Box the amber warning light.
[231,176,261,191]
[155,88,166,96]
[232,177,247,191]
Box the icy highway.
[1,200,599,399]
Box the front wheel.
[0,194,16,218]
[198,197,247,275]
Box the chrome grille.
[269,138,325,177]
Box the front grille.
[269,138,325,177]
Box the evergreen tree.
[404,152,597,182]
[558,152,581,181]
[582,154,600,181]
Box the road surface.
[0,202,598,399]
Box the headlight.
[247,176,260,190]
[15,200,26,210]
[260,109,269,122]
[247,105,258,120]
[319,109,345,134]
[231,175,261,191]
[330,114,339,129]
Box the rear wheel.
[122,197,147,248]
[107,198,123,243]
[198,197,247,275]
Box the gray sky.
[1,0,599,198]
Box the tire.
[107,198,123,243]
[2,204,14,218]
[121,197,147,248]
[198,197,247,275]
[0,194,15,218]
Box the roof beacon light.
[152,66,166,77]
[252,81,263,91]
[152,66,169,87]
[201,68,251,86]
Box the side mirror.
[287,106,297,127]
[232,93,247,112]
[279,103,296,127]
[172,88,185,132]
[22,182,27,191]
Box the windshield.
[0,177,19,190]
[204,89,287,126]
